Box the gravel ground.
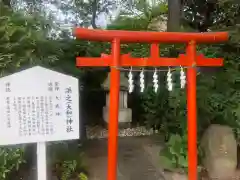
[86,125,158,139]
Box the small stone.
[163,171,188,180]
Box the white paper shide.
[0,66,79,145]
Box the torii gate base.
[74,28,228,180]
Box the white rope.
[128,67,134,93]
[180,66,186,89]
[139,68,145,93]
[122,66,199,93]
[167,67,173,91]
[82,66,200,93]
[153,68,158,93]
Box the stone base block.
[103,107,132,125]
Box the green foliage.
[0,2,63,75]
[197,46,240,135]
[78,172,88,180]
[160,133,188,171]
[108,16,150,30]
[60,160,77,180]
[158,44,240,170]
[160,132,204,173]
[0,147,25,179]
[49,143,88,180]
[140,86,170,130]
[109,0,168,31]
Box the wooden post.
[107,38,121,180]
[186,41,197,180]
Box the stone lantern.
[102,72,132,126]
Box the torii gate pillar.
[74,28,228,180]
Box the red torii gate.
[74,28,228,180]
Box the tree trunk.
[167,0,182,57]
[167,0,181,31]
[91,0,98,29]
[2,0,11,7]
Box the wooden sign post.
[74,28,228,180]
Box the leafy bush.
[0,2,63,75]
[159,133,188,171]
[140,85,171,131]
[0,147,25,179]
[56,154,88,180]
[160,132,204,173]
[49,142,88,180]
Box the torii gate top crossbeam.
[74,28,228,43]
